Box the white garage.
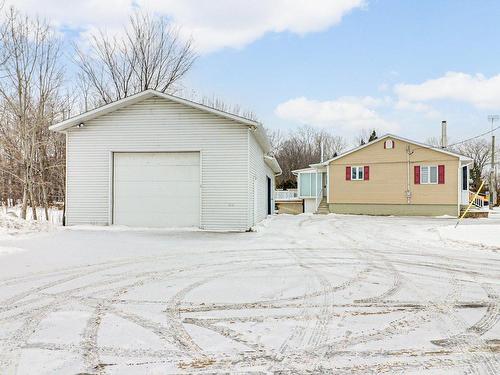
[49,89,282,231]
[113,152,200,227]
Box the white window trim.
[420,165,438,185]
[298,172,317,198]
[384,140,394,149]
[351,166,364,181]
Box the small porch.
[460,162,489,218]
[293,167,329,214]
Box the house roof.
[291,167,317,175]
[310,134,473,167]
[49,89,272,154]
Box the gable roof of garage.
[49,89,272,153]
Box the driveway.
[0,215,499,374]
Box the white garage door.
[113,152,200,227]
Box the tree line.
[0,8,196,219]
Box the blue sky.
[185,0,500,143]
[10,0,500,143]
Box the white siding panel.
[248,130,275,227]
[66,97,249,231]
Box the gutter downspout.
[457,162,461,217]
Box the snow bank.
[2,206,63,225]
[438,224,500,248]
[0,211,53,237]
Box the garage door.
[113,152,200,227]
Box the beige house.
[295,134,473,217]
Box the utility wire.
[447,123,500,148]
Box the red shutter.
[364,166,369,180]
[346,166,351,181]
[414,166,420,184]
[383,141,386,149]
[438,165,445,184]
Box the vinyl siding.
[328,137,459,207]
[248,130,274,227]
[66,96,250,231]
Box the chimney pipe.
[441,120,447,148]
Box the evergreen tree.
[469,163,483,192]
[368,130,378,142]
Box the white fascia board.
[49,89,272,153]
[291,167,317,174]
[49,91,156,132]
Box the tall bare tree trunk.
[21,183,28,219]
[28,182,37,220]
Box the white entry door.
[113,152,200,227]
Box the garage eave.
[264,156,282,175]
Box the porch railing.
[469,191,486,208]
[274,189,298,201]
[315,188,324,211]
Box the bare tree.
[355,128,378,146]
[425,136,440,147]
[0,7,65,219]
[75,11,196,106]
[454,139,491,191]
[272,126,347,188]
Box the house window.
[351,166,364,180]
[298,172,321,197]
[384,140,394,149]
[420,166,438,184]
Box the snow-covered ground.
[1,206,63,226]
[0,214,499,374]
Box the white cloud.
[7,0,364,53]
[395,72,500,109]
[6,1,132,32]
[275,96,397,133]
[393,100,440,118]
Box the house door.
[461,165,469,204]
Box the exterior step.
[315,199,330,214]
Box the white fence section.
[274,189,298,201]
